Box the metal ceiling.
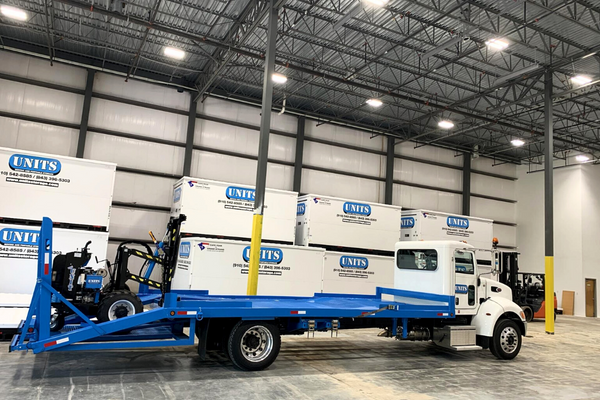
[2,0,600,164]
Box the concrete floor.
[1,316,600,400]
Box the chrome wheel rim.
[500,326,519,354]
[240,326,273,363]
[108,299,135,320]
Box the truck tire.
[97,291,143,323]
[489,319,522,360]
[522,306,534,322]
[227,321,281,371]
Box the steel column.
[462,152,471,215]
[293,116,305,193]
[544,70,555,334]
[385,136,395,205]
[183,95,197,176]
[247,1,278,296]
[76,69,95,158]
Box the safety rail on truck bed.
[9,217,455,354]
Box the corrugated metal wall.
[0,50,517,255]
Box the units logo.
[198,242,210,251]
[401,217,415,228]
[455,284,469,294]
[242,246,283,264]
[179,241,191,258]
[173,187,182,203]
[226,186,255,201]
[447,216,469,229]
[339,255,369,269]
[343,201,371,216]
[9,154,61,175]
[0,228,40,246]
[297,203,306,216]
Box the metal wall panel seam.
[0,72,85,95]
[470,192,517,204]
[111,201,171,213]
[0,110,80,130]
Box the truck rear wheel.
[489,319,522,360]
[227,321,281,371]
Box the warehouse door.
[586,279,596,318]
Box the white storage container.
[400,210,494,262]
[322,251,395,295]
[0,223,109,296]
[296,194,402,252]
[171,238,324,297]
[0,147,116,228]
[171,177,297,243]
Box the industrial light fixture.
[582,51,598,59]
[272,73,288,84]
[485,38,509,51]
[364,0,389,6]
[366,98,383,107]
[576,154,590,162]
[163,47,186,60]
[0,5,28,21]
[511,138,525,147]
[571,75,593,85]
[438,120,454,129]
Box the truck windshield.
[396,249,438,271]
[455,251,474,274]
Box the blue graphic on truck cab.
[179,242,191,258]
[455,284,468,294]
[226,186,255,201]
[9,154,61,175]
[343,202,371,216]
[242,246,283,264]
[447,216,469,229]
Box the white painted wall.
[517,163,600,317]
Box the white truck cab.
[394,240,527,359]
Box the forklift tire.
[227,321,281,371]
[50,313,65,332]
[97,291,143,323]
[489,319,522,360]
[522,306,534,323]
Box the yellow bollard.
[545,256,555,334]
[246,214,264,295]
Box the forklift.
[48,215,186,331]
[497,251,557,322]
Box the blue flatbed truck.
[9,217,526,371]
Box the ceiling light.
[485,38,509,51]
[438,120,454,129]
[511,139,525,147]
[582,51,597,59]
[272,73,288,84]
[366,98,383,107]
[576,154,590,162]
[1,5,28,21]
[164,47,186,60]
[571,75,593,85]
[364,0,389,6]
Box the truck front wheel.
[227,321,281,371]
[489,319,522,360]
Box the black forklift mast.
[498,252,520,303]
[112,215,187,294]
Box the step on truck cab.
[394,240,526,358]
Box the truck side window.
[455,251,474,275]
[396,249,438,271]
